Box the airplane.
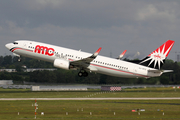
[5,40,174,78]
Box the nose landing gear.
[18,57,21,62]
[13,53,21,62]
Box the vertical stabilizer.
[139,40,175,69]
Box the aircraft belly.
[94,65,136,78]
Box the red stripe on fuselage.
[90,63,148,78]
[11,47,33,53]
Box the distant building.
[31,86,88,91]
[101,86,121,91]
[24,68,57,72]
[0,68,57,72]
[31,86,40,91]
[0,80,13,85]
[0,69,16,72]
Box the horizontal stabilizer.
[163,70,173,73]
[148,69,162,73]
[148,69,173,73]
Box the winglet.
[90,47,102,58]
[118,50,127,59]
[94,47,102,56]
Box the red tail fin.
[148,40,174,58]
[139,40,175,69]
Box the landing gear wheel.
[78,71,88,77]
[78,72,83,77]
[83,72,88,77]
[18,58,21,62]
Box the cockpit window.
[13,42,18,44]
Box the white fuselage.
[6,40,161,78]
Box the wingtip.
[93,47,102,56]
[119,50,127,59]
[121,50,127,56]
[96,47,102,54]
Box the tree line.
[0,55,180,84]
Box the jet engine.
[54,59,70,70]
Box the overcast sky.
[0,0,180,61]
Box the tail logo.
[154,54,161,59]
[139,40,174,69]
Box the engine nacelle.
[54,59,70,70]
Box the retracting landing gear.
[78,70,88,77]
[13,53,21,62]
[18,57,21,62]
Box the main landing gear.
[78,70,88,77]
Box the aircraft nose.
[5,43,13,49]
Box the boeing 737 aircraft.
[5,40,174,78]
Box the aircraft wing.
[70,47,102,69]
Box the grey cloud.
[0,0,141,28]
[1,0,180,61]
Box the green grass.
[0,100,180,120]
[0,87,180,98]
[0,87,180,119]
